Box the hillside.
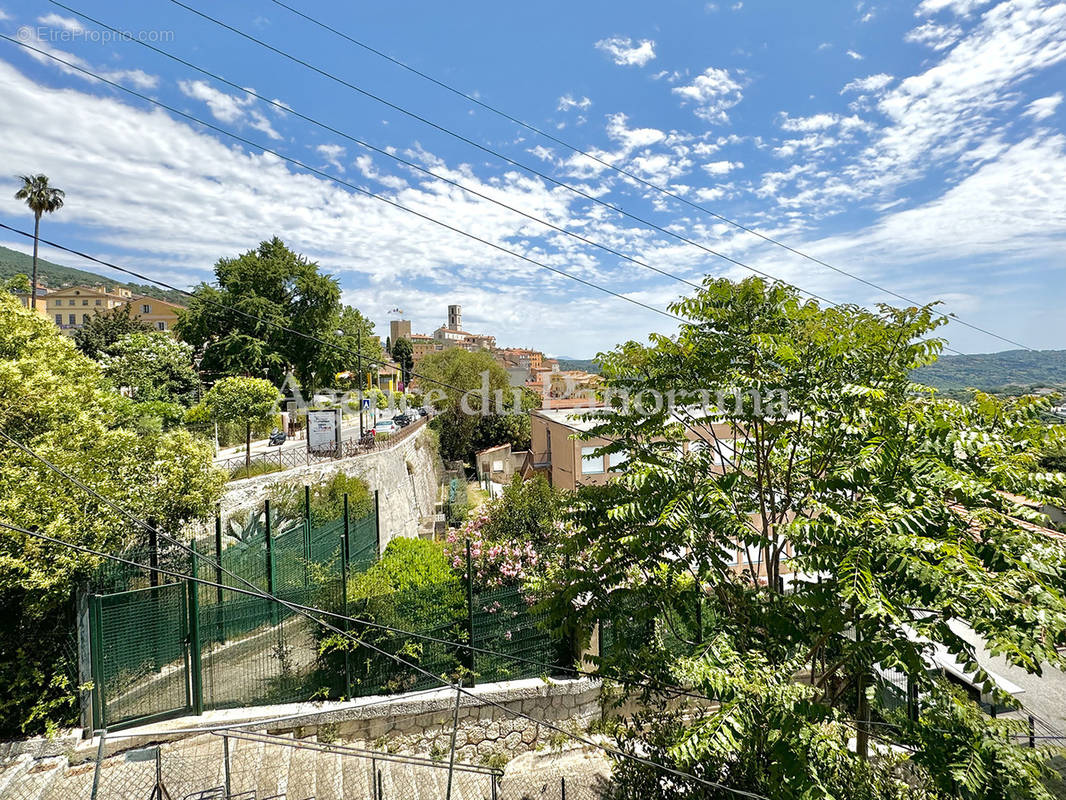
[912,349,1066,393]
[0,244,188,305]
[555,358,600,373]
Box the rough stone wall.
[283,678,603,764]
[219,425,442,546]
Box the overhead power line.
[0,35,682,327]
[49,2,707,297]
[0,440,771,800]
[154,0,1036,353]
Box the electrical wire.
[259,0,1038,353]
[0,35,683,327]
[0,518,768,796]
[154,0,1035,353]
[49,0,704,295]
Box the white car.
[373,419,399,436]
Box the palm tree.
[14,174,65,309]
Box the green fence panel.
[473,584,559,682]
[92,582,191,729]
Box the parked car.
[268,429,286,446]
[374,419,399,436]
[417,407,429,417]
[393,413,412,427]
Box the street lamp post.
[338,327,365,439]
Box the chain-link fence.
[0,729,611,800]
[84,492,566,731]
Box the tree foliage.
[73,304,154,360]
[417,348,518,462]
[0,294,224,734]
[546,277,1066,798]
[391,337,414,384]
[98,332,200,406]
[175,238,347,391]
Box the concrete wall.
[219,425,442,546]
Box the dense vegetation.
[0,294,224,734]
[0,244,188,305]
[912,348,1066,393]
[544,277,1066,799]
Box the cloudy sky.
[0,0,1064,357]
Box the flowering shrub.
[445,514,540,588]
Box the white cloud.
[36,13,85,33]
[702,160,744,175]
[672,67,744,123]
[778,112,869,132]
[605,113,667,150]
[316,144,346,173]
[557,94,591,111]
[841,73,894,93]
[178,80,281,140]
[905,21,964,49]
[846,49,864,60]
[594,36,657,67]
[915,0,992,16]
[1023,93,1063,120]
[0,8,10,21]
[17,28,159,90]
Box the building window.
[55,314,62,325]
[608,450,628,470]
[156,321,167,331]
[95,299,101,306]
[581,446,604,475]
[82,299,89,306]
[83,314,89,324]
[142,304,151,314]
[492,459,504,472]
[68,314,75,325]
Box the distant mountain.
[0,244,188,305]
[555,358,600,373]
[913,349,1066,394]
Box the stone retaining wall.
[220,424,441,546]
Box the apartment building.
[15,283,52,320]
[44,285,185,335]
[529,407,787,577]
[45,285,132,334]
[129,297,185,332]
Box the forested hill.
[0,244,188,305]
[913,349,1066,393]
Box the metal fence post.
[561,776,567,800]
[304,484,312,588]
[1029,715,1036,748]
[265,499,276,626]
[214,508,224,638]
[374,490,382,556]
[188,543,203,716]
[89,595,106,729]
[465,539,476,683]
[223,735,232,796]
[89,729,106,800]
[342,493,351,697]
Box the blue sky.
[1,0,1064,358]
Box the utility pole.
[358,325,364,439]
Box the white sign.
[307,409,339,452]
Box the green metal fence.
[86,490,565,731]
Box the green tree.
[417,348,513,462]
[391,337,414,385]
[550,277,1066,798]
[13,174,64,309]
[317,305,382,392]
[0,293,224,734]
[202,376,280,467]
[175,238,342,391]
[98,332,200,406]
[73,305,154,360]
[3,273,31,295]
